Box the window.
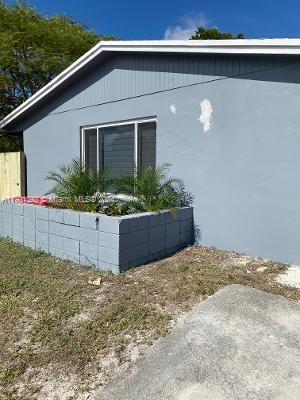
[83,128,97,171]
[81,118,156,177]
[138,121,156,171]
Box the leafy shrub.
[49,195,137,216]
[45,158,111,198]
[45,160,193,216]
[50,199,98,213]
[114,164,193,213]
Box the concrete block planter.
[0,202,194,273]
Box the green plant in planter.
[45,158,110,198]
[114,163,193,213]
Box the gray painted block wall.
[0,203,194,273]
[8,53,300,264]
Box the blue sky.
[15,0,300,40]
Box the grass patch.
[0,238,298,399]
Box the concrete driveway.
[95,285,300,400]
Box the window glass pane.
[100,124,135,178]
[138,121,156,170]
[84,128,97,171]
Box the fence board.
[0,152,25,199]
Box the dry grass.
[0,238,298,399]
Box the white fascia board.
[2,39,300,129]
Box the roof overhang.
[2,38,300,129]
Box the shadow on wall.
[194,223,202,246]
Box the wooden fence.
[0,152,25,200]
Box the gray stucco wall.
[9,53,300,265]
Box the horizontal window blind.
[82,119,156,179]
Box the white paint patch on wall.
[169,104,176,114]
[198,99,213,133]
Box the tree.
[0,0,114,147]
[191,27,245,40]
[0,133,22,152]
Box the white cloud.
[164,14,210,40]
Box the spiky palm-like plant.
[45,158,110,198]
[114,163,193,212]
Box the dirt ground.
[0,238,298,400]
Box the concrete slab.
[95,285,300,400]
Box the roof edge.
[2,39,300,129]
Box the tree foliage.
[0,133,22,152]
[0,0,113,122]
[191,27,245,40]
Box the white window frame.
[81,117,157,171]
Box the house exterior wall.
[10,53,300,264]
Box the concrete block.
[36,206,49,220]
[97,259,120,274]
[13,227,23,244]
[3,212,12,225]
[98,216,130,234]
[24,228,35,243]
[130,229,149,246]
[3,223,13,238]
[149,251,165,262]
[49,221,63,236]
[130,243,148,261]
[80,242,98,259]
[62,251,80,264]
[165,233,179,249]
[49,208,64,223]
[164,246,179,257]
[24,216,35,230]
[1,204,193,272]
[149,238,165,255]
[149,224,165,241]
[129,214,149,232]
[63,237,79,254]
[80,255,97,267]
[36,243,49,253]
[98,246,119,265]
[24,239,35,250]
[13,203,24,216]
[80,227,98,245]
[49,234,63,250]
[119,233,130,250]
[24,204,36,218]
[49,246,64,259]
[36,231,48,247]
[179,219,193,233]
[180,231,194,245]
[166,211,179,224]
[129,256,149,268]
[63,225,81,241]
[64,210,80,227]
[149,212,166,227]
[166,221,180,236]
[13,214,24,228]
[2,202,12,213]
[99,231,129,250]
[119,247,130,265]
[99,246,130,265]
[36,219,48,233]
[179,207,193,221]
[79,212,98,229]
